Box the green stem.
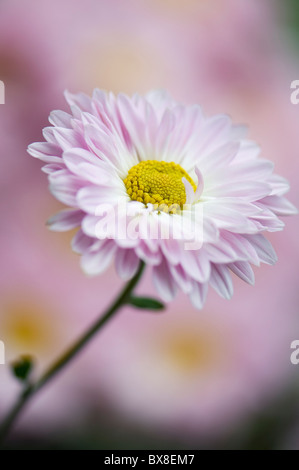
[0,261,145,447]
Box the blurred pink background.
[0,0,299,449]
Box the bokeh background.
[0,0,299,450]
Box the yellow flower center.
[124,160,196,213]
[1,300,60,356]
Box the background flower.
[0,0,299,449]
[83,258,298,442]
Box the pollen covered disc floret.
[123,160,196,213]
[28,88,297,309]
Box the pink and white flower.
[28,89,296,308]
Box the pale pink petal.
[41,163,65,174]
[182,177,195,204]
[210,264,233,299]
[228,261,255,285]
[220,159,274,181]
[47,209,84,232]
[189,281,208,309]
[153,260,177,302]
[136,242,162,266]
[145,89,176,117]
[268,174,290,196]
[160,239,181,265]
[180,249,210,283]
[80,240,116,276]
[52,128,87,151]
[77,185,126,214]
[243,234,277,265]
[49,110,73,128]
[71,229,95,254]
[259,195,298,216]
[169,264,193,294]
[64,90,94,117]
[63,149,112,184]
[204,180,271,201]
[49,171,86,206]
[27,142,62,163]
[196,115,232,155]
[115,249,140,280]
[220,231,260,265]
[199,141,240,174]
[194,166,204,201]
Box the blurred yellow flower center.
[124,160,196,213]
[163,331,218,374]
[1,301,57,354]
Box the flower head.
[28,89,296,308]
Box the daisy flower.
[28,90,296,308]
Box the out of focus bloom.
[86,274,298,439]
[28,90,296,308]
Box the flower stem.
[0,261,145,447]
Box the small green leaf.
[128,296,165,311]
[11,355,34,382]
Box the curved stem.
[0,262,145,447]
